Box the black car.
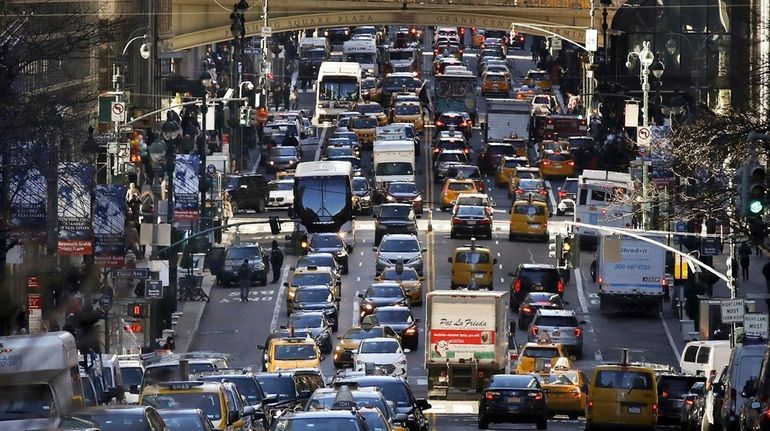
[324,26,350,44]
[567,136,600,171]
[294,252,342,278]
[352,177,373,215]
[299,48,326,81]
[266,146,300,172]
[478,143,516,175]
[384,181,424,215]
[158,409,217,431]
[432,137,471,162]
[478,374,547,430]
[254,369,325,412]
[358,282,410,321]
[220,244,269,286]
[517,292,565,330]
[374,203,418,245]
[224,174,271,213]
[510,32,526,49]
[307,232,350,273]
[332,375,431,431]
[656,373,707,426]
[509,263,563,308]
[681,381,707,431]
[435,111,472,138]
[450,205,493,240]
[288,311,334,354]
[288,285,340,331]
[371,305,418,350]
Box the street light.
[198,70,213,223]
[626,41,664,128]
[238,81,254,172]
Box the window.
[455,251,490,264]
[294,288,332,302]
[376,162,414,176]
[534,315,578,327]
[594,370,652,390]
[456,206,486,217]
[380,238,419,253]
[447,182,474,191]
[143,393,222,420]
[360,340,400,354]
[274,344,317,360]
[514,205,546,216]
[254,376,294,402]
[522,348,560,359]
[696,347,711,364]
[292,273,333,287]
[368,285,403,297]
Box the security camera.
[246,82,254,91]
[139,43,151,60]
[625,61,632,69]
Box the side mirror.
[283,282,289,287]
[289,266,296,271]
[447,257,453,263]
[257,344,265,350]
[421,248,427,253]
[335,298,341,302]
[371,213,378,218]
[129,384,140,395]
[358,293,364,298]
[416,214,422,219]
[373,247,378,252]
[548,212,553,218]
[240,184,248,189]
[243,405,256,416]
[508,272,515,277]
[415,398,432,410]
[262,394,278,404]
[493,258,498,264]
[579,320,587,325]
[395,413,409,422]
[403,348,411,354]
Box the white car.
[353,337,408,377]
[117,354,144,404]
[268,179,294,208]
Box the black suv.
[374,203,418,246]
[253,369,325,411]
[220,244,269,286]
[224,174,271,213]
[509,263,563,308]
[656,373,706,427]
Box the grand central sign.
[169,10,597,52]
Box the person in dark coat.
[270,240,284,283]
[763,260,770,310]
[238,259,252,302]
[739,242,752,280]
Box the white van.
[714,343,765,429]
[679,340,732,377]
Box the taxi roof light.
[157,381,205,390]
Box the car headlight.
[405,327,417,335]
[364,303,373,310]
[385,195,396,202]
[414,195,422,201]
[288,159,295,164]
[335,345,343,352]
[269,160,275,165]
[361,195,371,201]
[288,290,296,298]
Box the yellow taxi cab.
[495,156,529,187]
[391,102,424,130]
[537,358,589,419]
[140,381,250,431]
[355,102,389,126]
[586,353,658,430]
[349,115,378,147]
[264,336,322,372]
[285,266,340,308]
[507,167,543,198]
[481,72,511,97]
[376,265,423,305]
[447,240,497,290]
[439,178,479,211]
[508,197,549,242]
[523,69,552,92]
[539,150,576,178]
[515,341,571,375]
[503,137,529,157]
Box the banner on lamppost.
[58,163,94,255]
[8,164,48,243]
[174,154,200,222]
[93,184,127,267]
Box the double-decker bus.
[313,62,362,125]
[293,160,355,249]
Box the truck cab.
[372,140,416,202]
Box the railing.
[342,0,607,8]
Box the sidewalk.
[173,271,216,353]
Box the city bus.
[293,160,355,249]
[433,71,479,123]
[313,61,362,125]
[573,169,636,244]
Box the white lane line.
[353,290,360,327]
[546,180,558,210]
[527,248,535,263]
[314,124,331,161]
[270,265,291,331]
[660,311,682,363]
[575,268,589,314]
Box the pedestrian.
[739,242,752,280]
[15,307,27,334]
[290,86,299,110]
[238,259,252,302]
[283,85,291,110]
[222,193,234,229]
[763,260,770,311]
[270,240,284,283]
[162,335,175,351]
[124,222,141,259]
[273,84,282,111]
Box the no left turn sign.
[638,126,652,145]
[111,102,126,122]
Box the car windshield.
[306,49,326,60]
[595,370,653,390]
[203,376,262,404]
[298,255,335,268]
[519,179,544,190]
[352,117,378,128]
[374,309,412,323]
[395,105,420,115]
[158,412,210,431]
[533,96,551,104]
[514,204,546,216]
[254,375,294,402]
[307,395,390,418]
[447,182,475,191]
[381,268,418,280]
[504,159,526,168]
[293,273,333,286]
[274,344,318,360]
[359,410,389,431]
[456,206,486,216]
[448,167,480,179]
[352,178,369,192]
[660,376,705,398]
[489,375,538,389]
[271,181,294,191]
[289,314,324,328]
[520,269,560,286]
[546,153,572,162]
[327,147,354,158]
[486,74,506,82]
[368,285,403,297]
[383,76,419,91]
[455,251,491,264]
[524,293,563,305]
[120,366,143,388]
[389,50,414,61]
[439,115,464,125]
[379,206,412,219]
[437,153,467,163]
[486,145,514,155]
[358,104,383,114]
[380,238,419,253]
[143,393,222,421]
[535,315,578,327]
[311,235,344,248]
[528,72,548,81]
[270,147,297,156]
[456,196,486,206]
[360,340,400,354]
[375,162,414,176]
[542,371,579,385]
[343,327,385,340]
[295,288,332,302]
[0,384,57,419]
[522,347,561,359]
[275,417,361,431]
[388,183,418,194]
[562,180,578,194]
[226,246,261,260]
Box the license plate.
[534,285,544,291]
[529,223,541,229]
[474,273,485,279]
[508,396,520,403]
[466,221,477,225]
[628,406,641,414]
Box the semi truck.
[0,331,83,430]
[372,140,415,202]
[425,290,510,399]
[483,98,531,142]
[596,235,667,315]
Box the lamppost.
[161,117,181,317]
[600,0,612,63]
[238,81,254,172]
[198,70,213,217]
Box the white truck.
[0,332,83,430]
[573,170,635,245]
[484,98,531,143]
[596,235,667,315]
[425,290,510,399]
[343,39,378,76]
[372,140,415,201]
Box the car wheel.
[537,416,547,430]
[256,198,266,213]
[487,284,493,291]
[324,342,333,354]
[575,347,583,359]
[568,413,580,420]
[477,416,489,429]
[509,233,515,241]
[343,265,349,275]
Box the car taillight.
[558,191,567,198]
[433,49,439,55]
[557,280,564,293]
[410,27,416,34]
[530,325,539,336]
[464,148,469,154]
[436,120,445,126]
[452,218,462,225]
[541,160,551,166]
[521,306,531,313]
[485,391,498,400]
[597,276,603,284]
[574,327,582,337]
[568,161,575,166]
[730,388,737,413]
[433,148,440,153]
[513,279,521,292]
[533,392,544,400]
[652,403,658,415]
[661,391,669,398]
[464,120,472,126]
[480,219,491,225]
[685,398,694,406]
[539,190,547,196]
[516,188,524,194]
[587,400,593,411]
[477,370,485,379]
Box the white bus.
[313,61,362,125]
[573,169,635,242]
[293,160,355,249]
[343,39,378,76]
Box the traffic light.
[548,234,563,264]
[561,235,572,267]
[239,106,250,126]
[746,164,766,215]
[269,216,281,235]
[128,302,148,318]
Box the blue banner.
[93,185,126,267]
[58,163,94,255]
[9,163,47,243]
[174,154,200,222]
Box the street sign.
[549,37,562,51]
[261,26,272,37]
[701,237,721,256]
[145,280,164,299]
[107,142,119,155]
[638,126,652,146]
[118,124,134,133]
[744,313,769,337]
[585,29,598,52]
[111,102,126,122]
[111,268,150,279]
[720,299,745,323]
